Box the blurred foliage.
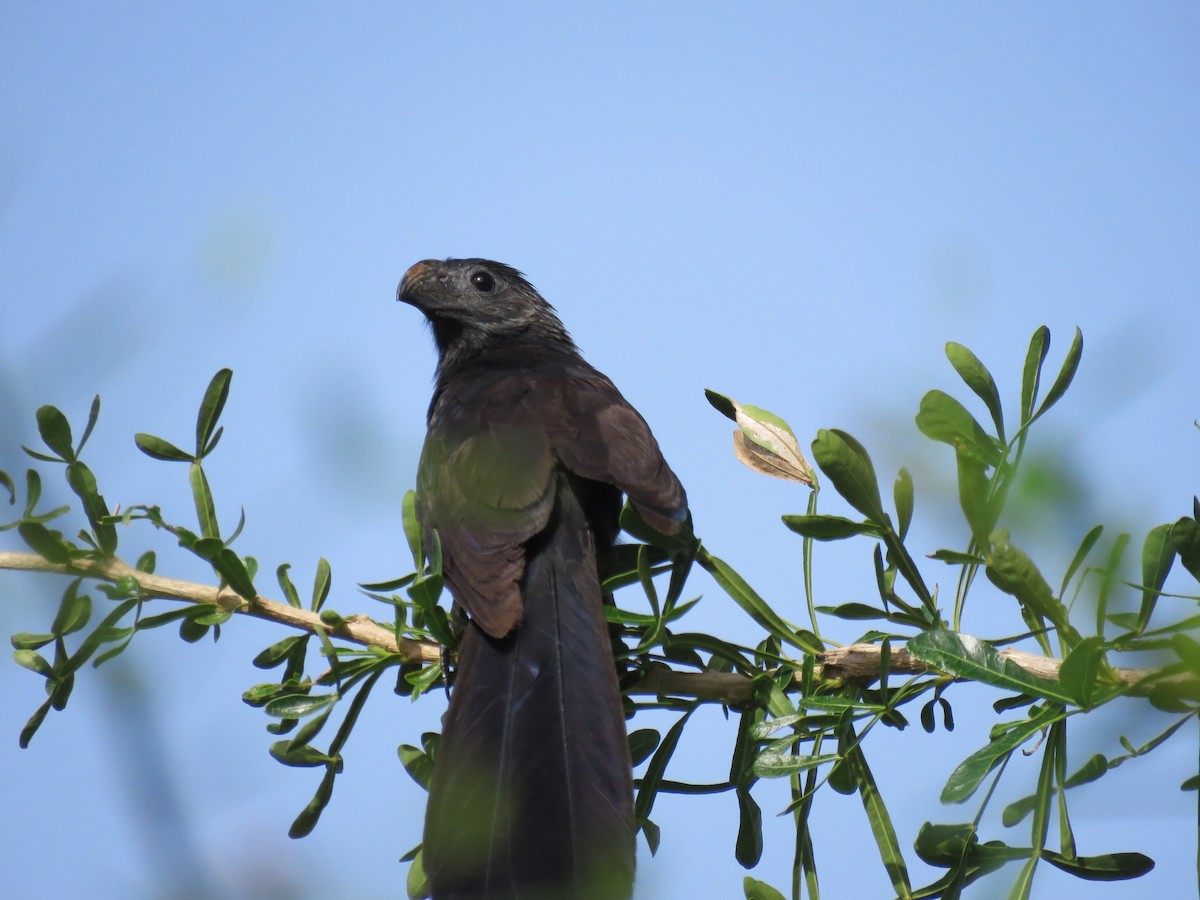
[3,327,1198,899]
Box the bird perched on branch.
[398,258,688,899]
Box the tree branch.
[1,550,1179,706]
[0,550,441,665]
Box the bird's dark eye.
[470,270,495,292]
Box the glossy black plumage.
[398,259,687,899]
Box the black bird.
[398,258,688,899]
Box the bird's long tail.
[423,482,635,900]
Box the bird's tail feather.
[424,482,635,899]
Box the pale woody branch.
[0,550,1168,705]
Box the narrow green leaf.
[1138,523,1174,632]
[734,788,763,869]
[213,548,256,600]
[1020,326,1050,425]
[939,704,1063,803]
[254,635,308,669]
[946,342,1006,442]
[782,514,879,541]
[189,462,219,539]
[51,582,92,636]
[19,698,54,748]
[0,469,15,505]
[1061,524,1104,599]
[1043,850,1154,881]
[929,549,987,565]
[635,705,695,822]
[402,490,423,568]
[35,405,74,461]
[753,753,839,779]
[269,741,334,768]
[133,433,193,462]
[196,368,233,457]
[265,692,337,719]
[10,632,55,650]
[312,557,332,612]
[847,733,912,898]
[956,449,994,541]
[697,550,817,653]
[18,522,72,564]
[811,429,886,523]
[288,764,337,838]
[1031,327,1083,424]
[1057,636,1108,708]
[75,394,102,455]
[894,468,914,541]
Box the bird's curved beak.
[397,259,436,308]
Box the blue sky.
[2,4,1198,898]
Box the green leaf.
[929,549,987,565]
[734,788,763,869]
[743,876,787,900]
[19,698,54,748]
[1057,636,1109,708]
[402,490,423,568]
[196,368,233,457]
[189,462,219,540]
[269,741,334,768]
[212,548,256,601]
[985,534,1079,645]
[812,429,886,523]
[1043,850,1154,881]
[909,630,1074,705]
[253,635,308,669]
[635,705,695,823]
[846,730,912,898]
[51,582,92,636]
[629,728,661,767]
[398,743,433,790]
[894,468,914,541]
[753,752,839,779]
[265,692,337,719]
[288,764,337,838]
[946,342,1006,442]
[134,433,193,462]
[782,514,879,541]
[705,388,737,420]
[916,390,1001,467]
[75,394,101,455]
[13,648,54,677]
[1020,326,1050,425]
[311,557,332,612]
[35,405,74,461]
[956,449,994,541]
[0,468,16,505]
[1061,524,1104,599]
[18,522,72,564]
[939,703,1063,803]
[10,632,55,650]
[277,563,303,608]
[697,550,818,653]
[1138,523,1174,632]
[1030,327,1083,424]
[1064,753,1109,788]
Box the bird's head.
[398,258,573,367]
